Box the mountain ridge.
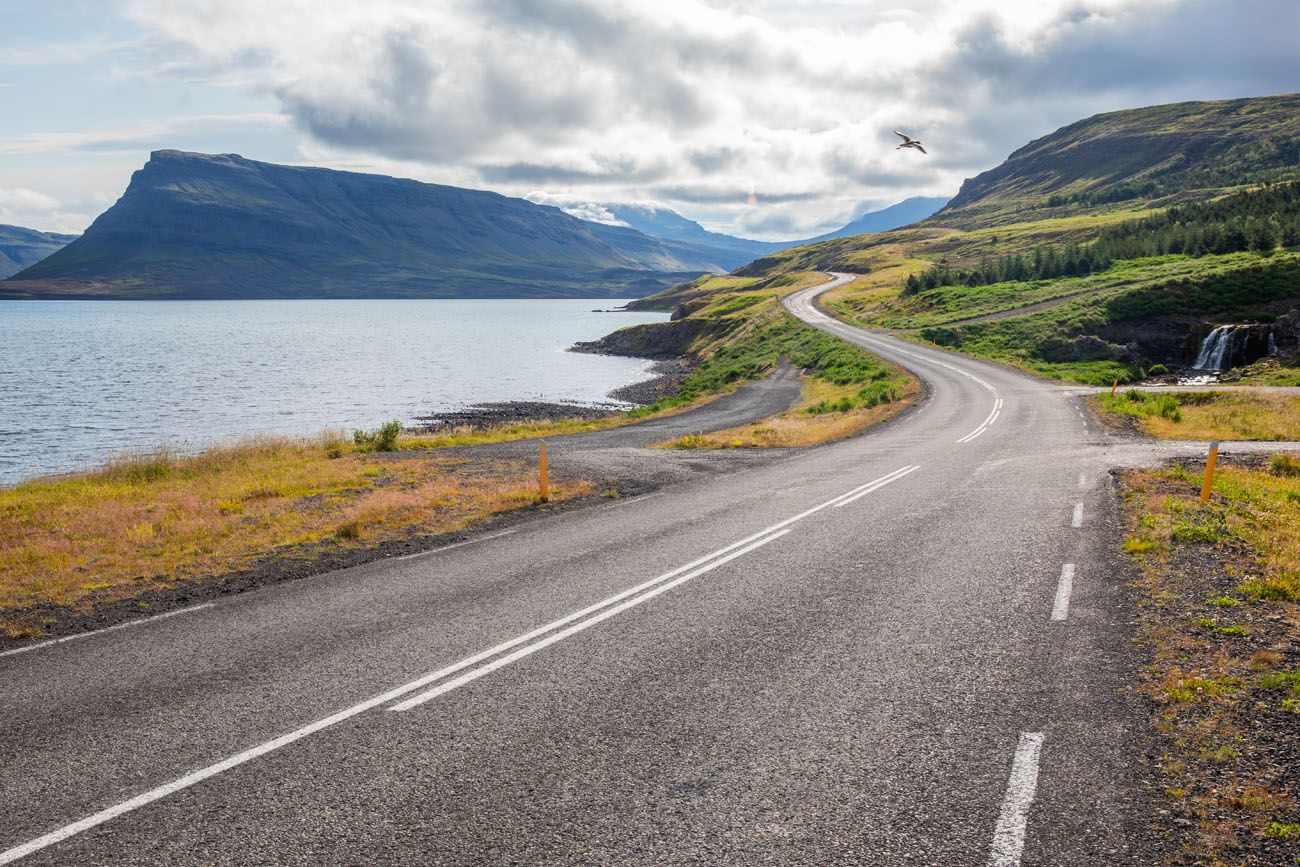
[0,224,79,279]
[2,151,717,299]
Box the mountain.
[938,92,1300,227]
[626,93,1300,383]
[1,151,720,300]
[805,197,949,242]
[589,198,949,267]
[594,203,785,268]
[0,224,79,279]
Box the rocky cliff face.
[2,151,714,299]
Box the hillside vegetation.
[631,94,1300,385]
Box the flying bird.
[894,130,927,155]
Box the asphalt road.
[8,272,1288,865]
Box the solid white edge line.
[389,529,793,711]
[1071,503,1084,528]
[391,529,517,562]
[988,732,1046,867]
[0,603,216,660]
[0,465,921,864]
[1051,564,1075,621]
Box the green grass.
[1099,390,1183,422]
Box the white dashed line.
[989,732,1046,866]
[1071,503,1083,528]
[1051,564,1075,621]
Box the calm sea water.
[0,299,668,485]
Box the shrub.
[354,420,403,451]
[1269,452,1300,477]
[1147,364,1169,376]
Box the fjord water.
[0,299,668,486]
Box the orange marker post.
[539,442,550,503]
[1200,441,1219,505]
[1110,379,1119,396]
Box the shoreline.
[410,357,693,432]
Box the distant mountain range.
[804,197,950,242]
[0,224,79,279]
[593,203,785,265]
[0,150,948,300]
[592,197,948,260]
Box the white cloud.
[524,193,629,226]
[0,113,289,156]
[56,0,1300,237]
[0,187,90,233]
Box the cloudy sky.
[2,0,1297,238]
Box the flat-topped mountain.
[0,224,78,279]
[1,151,724,299]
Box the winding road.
[5,272,1279,865]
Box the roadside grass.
[1121,454,1300,862]
[657,374,918,449]
[648,299,918,450]
[0,436,587,638]
[1093,390,1300,440]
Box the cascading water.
[1193,325,1237,371]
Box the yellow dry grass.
[1120,456,1300,860]
[655,376,919,449]
[1214,458,1300,599]
[0,435,588,637]
[1144,393,1300,441]
[1095,391,1300,441]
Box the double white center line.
[0,465,921,865]
[957,398,1003,444]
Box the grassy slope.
[633,94,1300,386]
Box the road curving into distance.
[2,272,1188,865]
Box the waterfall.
[1193,325,1236,371]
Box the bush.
[1269,452,1300,477]
[1147,364,1169,376]
[354,420,403,451]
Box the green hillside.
[627,94,1300,386]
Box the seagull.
[894,130,927,154]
